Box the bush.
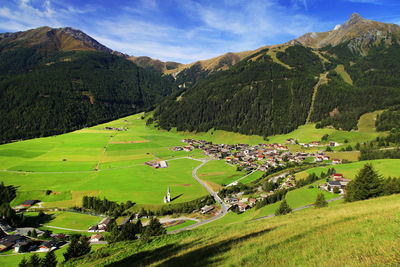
[274,199,292,216]
[313,193,328,208]
[333,187,341,194]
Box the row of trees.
[81,196,134,217]
[255,189,291,210]
[19,251,57,267]
[107,217,165,243]
[154,195,215,216]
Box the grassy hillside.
[0,108,388,209]
[64,194,400,266]
[295,159,400,180]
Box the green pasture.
[2,158,208,207]
[295,159,400,180]
[23,211,102,230]
[239,171,265,184]
[0,109,388,209]
[0,113,211,207]
[197,160,244,185]
[335,64,353,85]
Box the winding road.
[170,159,344,233]
[168,159,229,234]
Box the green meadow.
[197,160,244,186]
[0,113,211,208]
[0,110,388,209]
[23,211,102,230]
[295,159,400,180]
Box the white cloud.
[0,0,333,63]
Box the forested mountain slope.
[154,14,400,136]
[155,46,322,137]
[0,27,177,142]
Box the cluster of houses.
[292,139,340,148]
[0,231,66,253]
[324,173,351,194]
[313,151,342,164]
[104,127,127,131]
[224,197,258,212]
[88,217,111,232]
[175,139,341,172]
[145,160,168,169]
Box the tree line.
[81,196,134,217]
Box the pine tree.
[18,258,28,267]
[29,254,41,267]
[42,250,57,267]
[64,234,91,262]
[313,193,328,208]
[345,163,383,202]
[141,218,166,241]
[274,199,292,216]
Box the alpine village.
[0,1,400,266]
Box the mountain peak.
[349,12,363,22]
[344,12,365,27]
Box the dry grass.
[67,194,400,266]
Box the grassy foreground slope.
[66,194,400,266]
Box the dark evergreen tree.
[142,218,166,240]
[63,235,91,262]
[274,199,292,216]
[18,258,28,267]
[314,193,328,208]
[28,254,41,267]
[345,164,383,202]
[42,250,57,267]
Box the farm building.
[90,233,104,242]
[39,240,59,252]
[201,205,214,214]
[22,200,39,207]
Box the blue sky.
[0,0,400,63]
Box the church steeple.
[167,186,171,202]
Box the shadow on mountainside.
[107,227,275,267]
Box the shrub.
[274,199,292,216]
[314,193,328,208]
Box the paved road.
[249,196,343,221]
[226,167,259,187]
[168,160,229,234]
[40,224,87,232]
